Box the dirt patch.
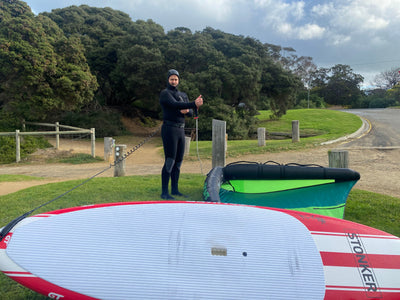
[0,180,63,196]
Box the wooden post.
[257,127,266,147]
[104,137,114,162]
[184,136,191,156]
[91,128,96,158]
[114,144,126,177]
[15,130,20,163]
[292,120,300,143]
[329,150,349,168]
[55,122,60,150]
[212,119,226,168]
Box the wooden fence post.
[55,122,60,150]
[212,119,226,168]
[258,127,266,147]
[114,144,126,177]
[184,136,191,156]
[329,150,349,168]
[292,120,300,143]
[91,128,95,158]
[15,130,20,163]
[104,137,114,162]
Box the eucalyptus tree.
[373,67,400,90]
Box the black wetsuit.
[160,83,197,198]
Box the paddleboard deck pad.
[1,201,399,299]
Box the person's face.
[168,75,179,87]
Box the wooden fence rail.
[0,121,95,163]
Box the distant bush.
[58,110,128,137]
[368,98,397,108]
[0,137,15,163]
[0,112,21,131]
[0,113,52,163]
[0,136,52,164]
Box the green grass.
[186,109,362,159]
[57,153,104,164]
[0,175,45,182]
[1,175,399,299]
[345,189,400,236]
[256,109,361,142]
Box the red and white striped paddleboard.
[1,201,399,299]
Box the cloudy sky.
[25,0,400,87]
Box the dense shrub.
[58,110,128,137]
[0,136,52,164]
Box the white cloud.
[311,3,334,17]
[255,0,324,40]
[329,34,351,46]
[331,1,392,32]
[297,24,325,40]
[276,22,325,40]
[191,0,236,22]
[254,0,400,44]
[255,0,305,24]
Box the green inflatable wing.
[203,161,360,219]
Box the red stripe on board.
[312,231,399,240]
[31,214,53,218]
[11,276,99,300]
[324,287,400,300]
[287,211,396,236]
[320,252,400,269]
[326,284,400,292]
[5,271,33,276]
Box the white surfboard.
[1,201,399,299]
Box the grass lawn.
[187,109,362,158]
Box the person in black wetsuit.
[159,69,203,200]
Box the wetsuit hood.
[167,69,180,89]
[167,69,179,79]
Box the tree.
[310,64,363,107]
[44,6,166,111]
[325,64,363,106]
[0,0,98,120]
[384,83,400,107]
[373,67,400,90]
[260,57,302,118]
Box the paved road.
[341,108,400,148]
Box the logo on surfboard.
[48,292,64,299]
[347,233,382,298]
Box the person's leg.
[161,125,178,199]
[171,128,186,196]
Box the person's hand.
[180,109,189,114]
[195,95,203,108]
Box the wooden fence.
[0,121,95,162]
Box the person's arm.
[180,92,193,116]
[160,90,197,110]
